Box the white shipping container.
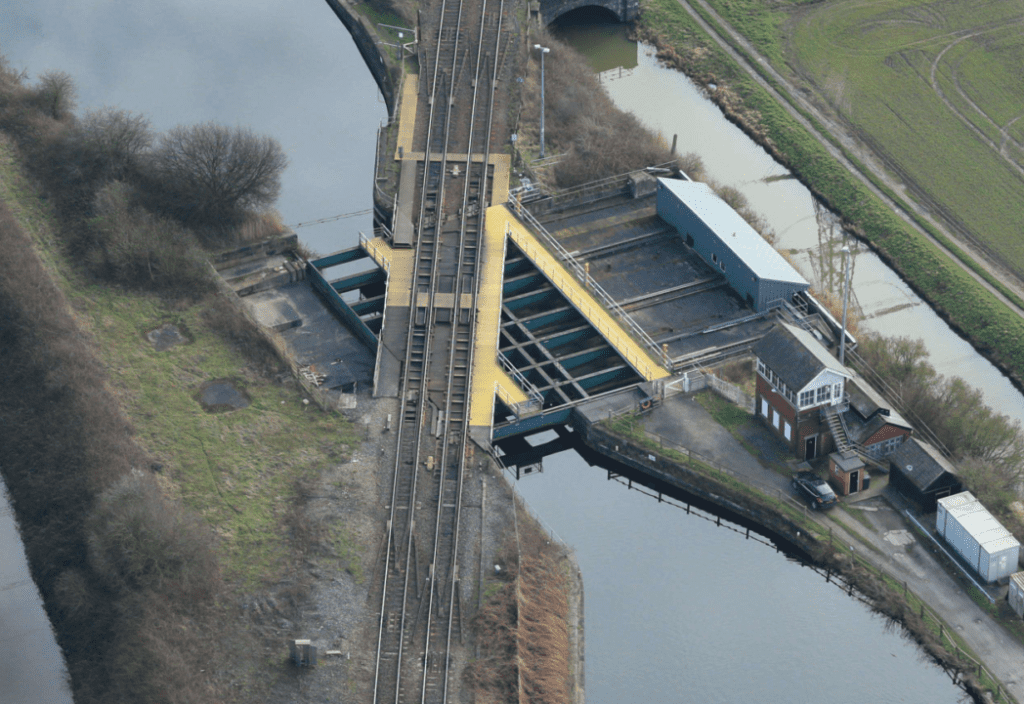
[936,491,976,534]
[936,492,1022,583]
[1009,573,1024,619]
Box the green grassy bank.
[636,0,1024,390]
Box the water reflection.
[551,8,638,74]
[514,451,966,704]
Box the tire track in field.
[672,0,1024,317]
[929,24,1024,180]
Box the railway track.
[372,0,508,701]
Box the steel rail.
[371,0,460,698]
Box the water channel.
[0,3,1010,702]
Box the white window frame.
[783,420,792,441]
[757,359,766,377]
[761,398,769,417]
[816,385,832,404]
[799,389,815,408]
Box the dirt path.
[672,0,1024,317]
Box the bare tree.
[144,122,287,232]
[35,70,77,119]
[78,107,153,174]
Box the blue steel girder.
[575,365,634,391]
[351,296,385,316]
[502,272,548,297]
[503,256,533,278]
[311,246,368,269]
[330,268,386,294]
[504,287,560,313]
[538,325,595,351]
[492,408,573,441]
[516,306,576,331]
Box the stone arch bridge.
[538,0,639,26]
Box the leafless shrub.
[141,122,288,236]
[89,181,213,292]
[32,70,78,120]
[87,470,220,599]
[237,209,286,242]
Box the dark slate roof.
[890,437,958,492]
[846,377,910,428]
[752,323,851,392]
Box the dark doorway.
[849,470,859,494]
[805,435,816,460]
[686,233,694,247]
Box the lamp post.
[533,44,550,159]
[839,245,851,365]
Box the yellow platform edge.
[469,195,530,427]
[395,74,419,159]
[502,207,670,382]
[362,236,413,307]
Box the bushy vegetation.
[517,30,675,188]
[0,54,286,294]
[464,506,572,703]
[855,334,1024,514]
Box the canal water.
[515,452,966,703]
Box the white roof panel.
[659,178,809,286]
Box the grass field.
[0,138,361,590]
[705,0,1024,278]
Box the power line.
[289,209,373,229]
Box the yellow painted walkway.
[502,208,670,382]
[361,236,414,307]
[395,75,418,158]
[469,203,531,427]
[394,152,510,206]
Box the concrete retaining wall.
[324,0,398,116]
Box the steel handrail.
[506,198,665,373]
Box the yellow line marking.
[500,207,670,381]
[395,74,419,158]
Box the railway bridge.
[306,0,848,700]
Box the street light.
[839,245,851,366]
[533,44,550,159]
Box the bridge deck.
[470,198,529,427]
[500,206,670,382]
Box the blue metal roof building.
[656,178,809,312]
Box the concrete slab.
[244,281,375,393]
[393,159,418,248]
